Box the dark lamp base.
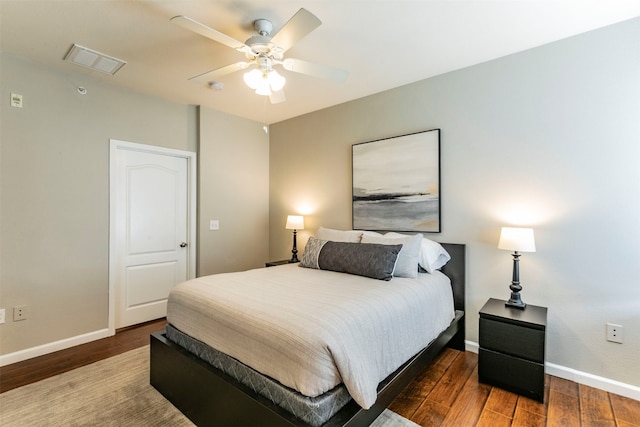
[506,251,526,310]
[505,299,526,309]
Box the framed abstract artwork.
[352,129,441,233]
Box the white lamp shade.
[268,69,286,91]
[498,227,536,252]
[286,215,304,230]
[243,69,263,89]
[244,68,286,96]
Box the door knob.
[180,242,188,248]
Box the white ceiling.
[1,1,639,124]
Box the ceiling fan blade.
[189,62,251,84]
[171,15,252,54]
[281,58,348,83]
[270,89,286,104]
[270,8,321,52]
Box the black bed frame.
[150,243,466,427]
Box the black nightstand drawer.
[478,348,545,402]
[480,318,545,363]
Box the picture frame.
[352,129,441,233]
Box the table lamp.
[285,215,304,263]
[498,227,536,309]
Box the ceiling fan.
[171,8,349,104]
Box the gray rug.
[0,346,418,427]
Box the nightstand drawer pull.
[480,318,545,363]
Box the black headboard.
[440,243,466,313]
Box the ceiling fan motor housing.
[245,19,275,55]
[253,19,273,36]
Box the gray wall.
[0,54,269,355]
[269,18,640,388]
[198,107,270,276]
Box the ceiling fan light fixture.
[243,68,263,89]
[255,80,272,96]
[243,68,286,96]
[268,69,286,92]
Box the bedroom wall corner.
[197,107,270,276]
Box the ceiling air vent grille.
[64,44,126,75]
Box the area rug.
[0,346,419,426]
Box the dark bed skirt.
[150,310,464,427]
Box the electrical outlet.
[13,305,27,322]
[0,308,5,324]
[209,220,220,230]
[606,323,623,344]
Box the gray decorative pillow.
[361,233,423,278]
[300,236,328,269]
[300,237,402,281]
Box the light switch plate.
[10,93,23,108]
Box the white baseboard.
[545,362,640,401]
[465,340,479,353]
[0,328,114,367]
[464,340,640,401]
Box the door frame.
[108,139,197,335]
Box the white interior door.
[110,140,196,329]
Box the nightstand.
[265,260,297,267]
[478,298,547,402]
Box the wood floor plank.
[390,348,458,419]
[516,384,549,418]
[579,383,616,427]
[550,375,579,397]
[388,395,424,420]
[399,347,458,401]
[484,387,518,418]
[512,406,547,427]
[426,350,477,407]
[411,399,450,427]
[440,366,491,427]
[547,382,581,426]
[611,393,640,426]
[476,409,513,427]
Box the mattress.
[165,324,353,426]
[167,263,455,411]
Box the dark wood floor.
[2,319,639,426]
[389,348,640,427]
[0,318,167,393]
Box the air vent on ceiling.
[64,44,126,75]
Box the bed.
[150,239,465,427]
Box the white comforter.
[167,263,454,409]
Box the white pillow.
[316,227,363,243]
[384,232,450,273]
[361,233,423,278]
[361,230,383,238]
[415,236,451,273]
